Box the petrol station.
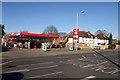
[9,32,60,51]
[8,13,81,51]
[8,13,82,51]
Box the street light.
[76,10,85,29]
[73,10,85,51]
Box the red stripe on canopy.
[9,32,60,38]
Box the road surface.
[1,49,120,80]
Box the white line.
[3,69,30,73]
[29,71,63,78]
[112,69,119,74]
[17,61,55,67]
[3,65,58,73]
[0,61,12,65]
[96,61,108,65]
[81,64,96,68]
[33,65,58,70]
[77,58,83,60]
[81,75,96,80]
[93,54,97,57]
[82,55,86,58]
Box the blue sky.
[2,2,118,39]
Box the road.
[1,49,120,80]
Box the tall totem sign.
[72,28,80,50]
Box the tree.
[43,25,58,35]
[95,30,110,39]
[108,33,112,45]
[107,33,116,49]
[95,30,108,36]
[95,30,102,35]
[68,31,73,37]
[58,32,67,38]
[0,24,5,38]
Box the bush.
[61,42,65,48]
[36,41,41,48]
[108,44,116,49]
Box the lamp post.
[73,11,85,51]
[76,10,85,28]
[76,13,78,29]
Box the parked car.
[94,46,100,50]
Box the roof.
[9,32,60,39]
[68,31,95,38]
[68,31,109,40]
[96,34,108,39]
[80,31,95,38]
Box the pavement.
[0,47,118,59]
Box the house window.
[82,38,84,41]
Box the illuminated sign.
[73,28,80,43]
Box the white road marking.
[81,64,96,68]
[0,61,12,66]
[77,58,83,60]
[17,61,55,67]
[81,75,96,80]
[32,65,58,70]
[73,64,76,66]
[3,69,30,73]
[101,67,119,74]
[93,54,97,57]
[82,55,86,58]
[96,61,108,65]
[3,65,58,73]
[29,71,63,78]
[92,65,105,71]
[112,69,120,75]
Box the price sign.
[72,28,80,51]
[73,28,80,43]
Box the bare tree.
[58,32,67,38]
[43,25,58,35]
[95,30,108,37]
[95,30,107,35]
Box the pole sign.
[72,28,80,50]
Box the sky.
[2,2,118,39]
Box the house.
[67,31,109,49]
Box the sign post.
[72,28,80,51]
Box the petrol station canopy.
[9,32,60,39]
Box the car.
[94,46,100,50]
